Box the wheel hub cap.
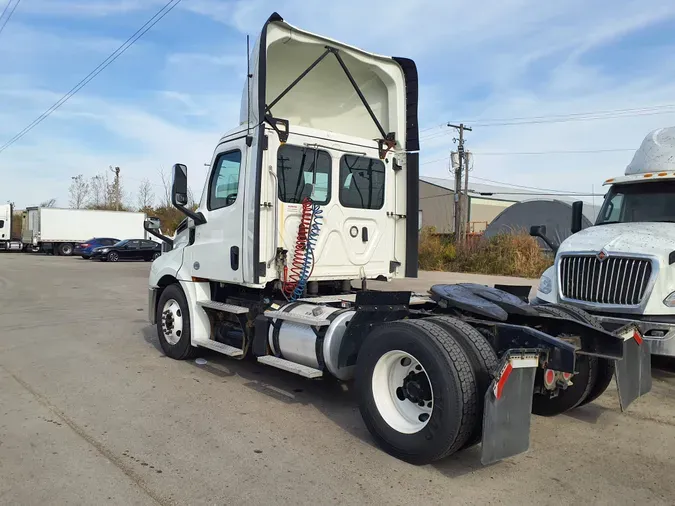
[161,299,183,345]
[372,350,434,434]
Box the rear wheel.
[58,242,74,256]
[81,255,90,260]
[156,284,198,360]
[532,305,598,416]
[356,319,478,464]
[544,304,615,407]
[427,316,498,448]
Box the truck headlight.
[663,292,675,307]
[538,275,553,295]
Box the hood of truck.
[559,222,675,261]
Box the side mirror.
[171,164,189,207]
[530,224,546,238]
[571,201,583,234]
[530,224,559,253]
[168,163,206,225]
[144,217,173,248]
[145,217,161,231]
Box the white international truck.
[144,12,650,466]
[19,207,148,255]
[533,127,675,358]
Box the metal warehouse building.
[419,176,602,234]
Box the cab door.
[335,152,396,276]
[186,138,247,283]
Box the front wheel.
[356,319,478,465]
[156,284,198,360]
[107,251,119,262]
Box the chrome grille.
[559,255,652,305]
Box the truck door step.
[264,310,330,326]
[197,300,249,314]
[193,339,244,357]
[256,356,323,378]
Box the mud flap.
[481,352,539,465]
[614,325,651,411]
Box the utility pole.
[448,123,472,243]
[110,165,121,211]
[463,150,472,237]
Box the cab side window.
[209,150,242,210]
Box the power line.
[472,148,635,155]
[462,103,675,125]
[0,0,183,155]
[0,0,22,39]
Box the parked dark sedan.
[90,239,161,262]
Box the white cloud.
[4,0,675,209]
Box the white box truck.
[21,207,148,255]
[533,126,675,357]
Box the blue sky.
[3,0,675,208]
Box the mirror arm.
[176,205,206,225]
[144,222,173,247]
[537,234,559,254]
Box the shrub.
[418,227,553,278]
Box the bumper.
[594,314,675,357]
[149,288,158,325]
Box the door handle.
[230,246,239,271]
[362,227,368,242]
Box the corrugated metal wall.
[419,181,514,234]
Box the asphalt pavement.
[1,254,674,505]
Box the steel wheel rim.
[62,245,72,255]
[372,350,434,434]
[161,299,183,345]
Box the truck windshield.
[596,181,675,225]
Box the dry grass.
[418,227,553,278]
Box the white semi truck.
[19,207,148,255]
[146,13,650,466]
[533,127,675,358]
[0,203,23,251]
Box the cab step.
[264,310,330,327]
[197,300,249,314]
[257,356,323,378]
[193,339,244,357]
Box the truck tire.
[156,284,198,360]
[58,243,74,256]
[426,316,498,448]
[532,305,598,416]
[542,304,615,407]
[355,319,478,464]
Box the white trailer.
[21,207,148,256]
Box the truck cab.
[150,13,419,297]
[535,127,675,357]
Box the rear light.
[81,243,90,247]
